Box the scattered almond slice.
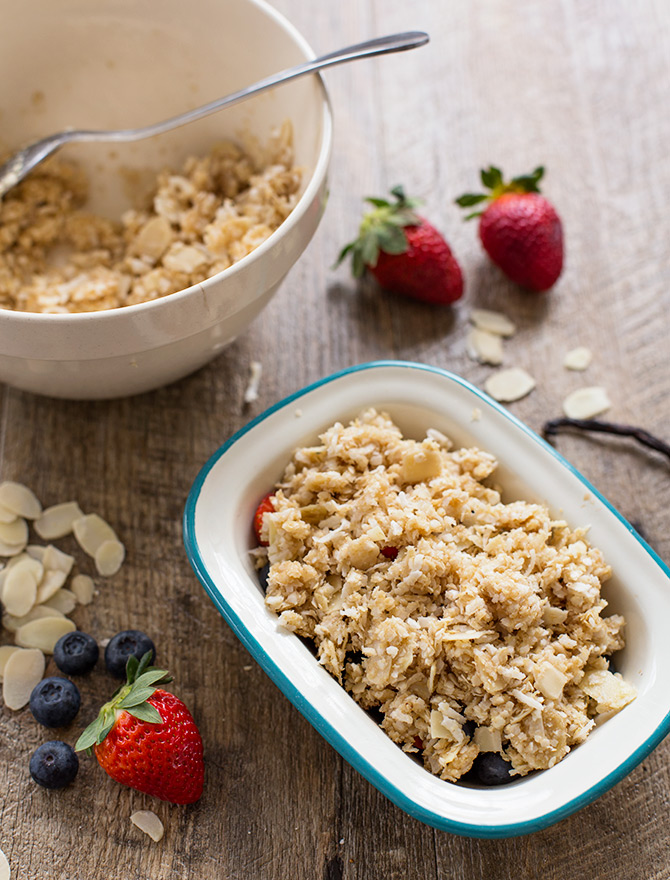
[43,589,77,616]
[130,810,165,843]
[3,605,65,633]
[35,569,68,604]
[2,647,45,709]
[563,386,611,419]
[564,346,592,371]
[95,540,126,577]
[0,645,21,681]
[470,308,516,337]
[1,559,40,617]
[244,360,263,404]
[0,518,29,550]
[25,544,46,562]
[42,545,75,576]
[0,482,41,520]
[0,846,9,880]
[466,328,504,365]
[34,501,84,541]
[73,514,118,557]
[71,574,95,605]
[15,615,75,653]
[484,368,536,403]
[0,503,17,524]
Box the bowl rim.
[0,0,333,327]
[183,360,670,838]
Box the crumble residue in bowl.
[0,121,300,313]
[259,409,636,782]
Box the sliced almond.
[0,518,28,549]
[130,810,165,842]
[466,328,504,365]
[94,540,125,577]
[0,846,9,880]
[35,569,68,604]
[0,482,41,520]
[42,545,75,576]
[0,644,21,681]
[3,604,65,632]
[2,647,45,709]
[470,308,516,337]
[484,368,536,403]
[26,544,47,563]
[34,501,84,541]
[73,514,118,557]
[563,386,611,419]
[43,589,77,616]
[564,346,593,371]
[15,616,75,653]
[134,216,173,261]
[71,574,94,605]
[0,503,18,524]
[2,559,40,617]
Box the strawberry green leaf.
[75,724,100,753]
[97,719,115,744]
[481,166,503,189]
[364,197,391,208]
[333,241,354,269]
[377,225,408,255]
[361,233,380,267]
[117,687,158,709]
[351,246,365,279]
[464,210,485,221]
[134,669,173,688]
[125,654,139,681]
[128,703,163,724]
[455,193,488,207]
[511,165,545,193]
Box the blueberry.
[53,631,99,675]
[29,740,79,789]
[104,630,156,678]
[29,677,81,728]
[258,562,270,593]
[473,752,514,786]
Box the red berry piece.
[253,493,275,546]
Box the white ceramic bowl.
[0,0,331,399]
[183,361,670,838]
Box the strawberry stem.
[456,166,546,219]
[75,652,172,754]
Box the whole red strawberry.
[336,186,463,305]
[76,652,203,804]
[456,166,563,291]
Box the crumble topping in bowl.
[258,409,636,782]
[0,121,300,313]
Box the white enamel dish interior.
[183,361,670,838]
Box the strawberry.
[336,186,464,305]
[76,652,203,804]
[456,166,563,291]
[253,492,275,546]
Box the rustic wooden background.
[2,0,670,877]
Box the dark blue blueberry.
[258,562,270,593]
[29,677,81,728]
[29,740,79,789]
[473,752,514,786]
[104,630,156,678]
[53,631,99,675]
[463,719,476,739]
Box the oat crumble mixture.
[0,121,300,313]
[259,409,636,782]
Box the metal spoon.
[0,31,428,199]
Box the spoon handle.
[87,31,430,143]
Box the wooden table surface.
[2,1,670,877]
